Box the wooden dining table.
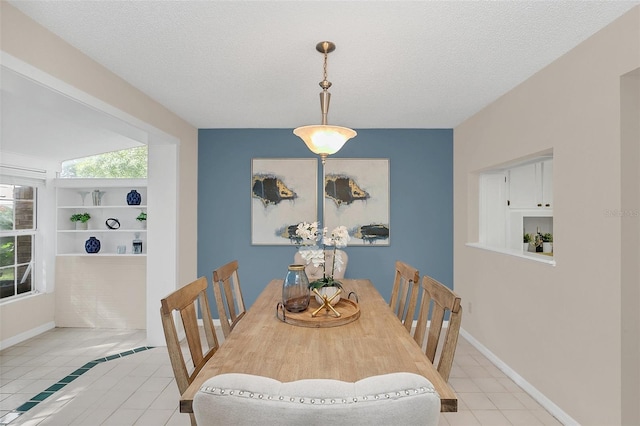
[180,278,457,413]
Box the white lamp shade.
[293,125,357,156]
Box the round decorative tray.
[276,298,360,328]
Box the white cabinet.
[540,159,553,208]
[479,173,508,247]
[56,178,147,256]
[477,156,554,262]
[507,163,537,208]
[508,160,553,209]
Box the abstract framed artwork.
[323,158,390,246]
[251,158,318,245]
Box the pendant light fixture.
[294,41,357,163]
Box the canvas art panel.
[323,158,390,246]
[251,158,317,245]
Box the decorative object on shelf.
[534,228,544,252]
[77,191,90,206]
[542,233,553,253]
[70,212,91,230]
[523,233,532,252]
[84,236,101,253]
[105,218,120,230]
[116,245,126,254]
[132,232,143,254]
[296,221,350,308]
[282,264,310,313]
[293,41,357,164]
[91,190,106,206]
[126,189,142,205]
[136,211,147,229]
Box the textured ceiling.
[9,0,640,129]
[2,1,639,162]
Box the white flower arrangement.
[295,221,320,246]
[295,221,351,289]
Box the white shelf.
[59,205,147,209]
[58,229,147,233]
[56,253,147,257]
[54,178,147,189]
[55,178,147,255]
[465,242,556,266]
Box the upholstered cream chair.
[293,249,348,280]
[193,372,440,425]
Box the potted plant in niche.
[136,211,147,229]
[523,233,531,252]
[534,232,544,252]
[542,233,553,253]
[296,221,350,306]
[70,212,91,230]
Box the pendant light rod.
[294,41,356,163]
[318,41,334,126]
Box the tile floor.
[0,328,562,425]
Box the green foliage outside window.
[0,205,13,231]
[0,238,14,268]
[61,146,148,178]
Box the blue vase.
[85,237,101,254]
[126,190,141,205]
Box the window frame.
[0,183,37,301]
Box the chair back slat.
[413,275,463,383]
[389,261,420,332]
[213,260,246,338]
[181,303,204,367]
[437,302,462,382]
[425,304,446,362]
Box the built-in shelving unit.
[55,178,147,256]
[478,155,554,263]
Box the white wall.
[0,153,58,347]
[0,3,198,345]
[454,7,639,424]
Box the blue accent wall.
[198,129,453,316]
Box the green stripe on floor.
[0,346,154,425]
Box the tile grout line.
[0,346,155,426]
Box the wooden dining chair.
[389,260,420,332]
[160,276,219,426]
[212,260,246,338]
[413,275,462,383]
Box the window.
[60,146,147,178]
[0,184,35,300]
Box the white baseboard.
[460,328,578,426]
[0,321,55,350]
[0,319,221,350]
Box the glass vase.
[283,264,310,313]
